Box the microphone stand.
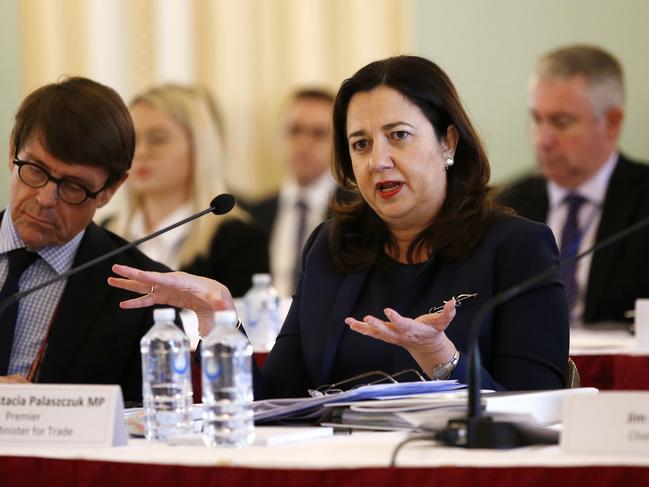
[441,214,649,448]
[0,193,235,320]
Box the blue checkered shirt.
[0,209,84,377]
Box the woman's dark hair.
[330,55,504,272]
[11,77,135,184]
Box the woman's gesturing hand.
[108,264,235,321]
[344,299,458,377]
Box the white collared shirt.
[127,202,193,270]
[546,152,618,325]
[270,172,336,297]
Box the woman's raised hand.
[108,264,235,321]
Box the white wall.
[413,0,649,185]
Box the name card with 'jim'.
[0,384,127,447]
[561,392,649,455]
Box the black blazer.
[33,222,171,402]
[496,154,649,323]
[260,215,569,398]
[238,195,279,240]
[239,186,351,240]
[181,218,269,298]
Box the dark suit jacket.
[260,215,569,398]
[32,222,171,402]
[181,218,269,298]
[238,195,280,240]
[496,154,649,323]
[239,186,350,240]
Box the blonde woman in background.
[104,84,268,297]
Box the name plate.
[561,392,649,454]
[635,299,649,350]
[0,384,127,447]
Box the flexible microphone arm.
[0,193,236,320]
[444,212,649,449]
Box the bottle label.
[172,353,189,374]
[204,358,222,380]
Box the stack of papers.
[324,391,469,431]
[253,380,466,424]
[321,388,598,432]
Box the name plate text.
[561,392,649,454]
[0,384,127,447]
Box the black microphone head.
[210,193,236,215]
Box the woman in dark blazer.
[108,56,569,398]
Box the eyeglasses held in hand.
[429,293,478,314]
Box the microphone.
[0,193,236,320]
[439,212,649,449]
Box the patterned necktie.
[0,248,39,374]
[293,198,309,289]
[559,194,587,313]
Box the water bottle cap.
[153,308,176,322]
[252,273,271,285]
[214,310,238,326]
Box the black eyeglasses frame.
[12,156,111,206]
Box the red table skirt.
[571,354,649,390]
[1,456,648,487]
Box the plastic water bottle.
[140,308,193,441]
[243,273,280,351]
[201,310,254,447]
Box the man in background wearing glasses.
[0,77,169,402]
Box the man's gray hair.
[534,44,625,116]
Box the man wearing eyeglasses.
[0,77,169,402]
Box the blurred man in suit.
[243,88,336,296]
[497,44,649,326]
[0,77,169,401]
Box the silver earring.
[445,156,454,169]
